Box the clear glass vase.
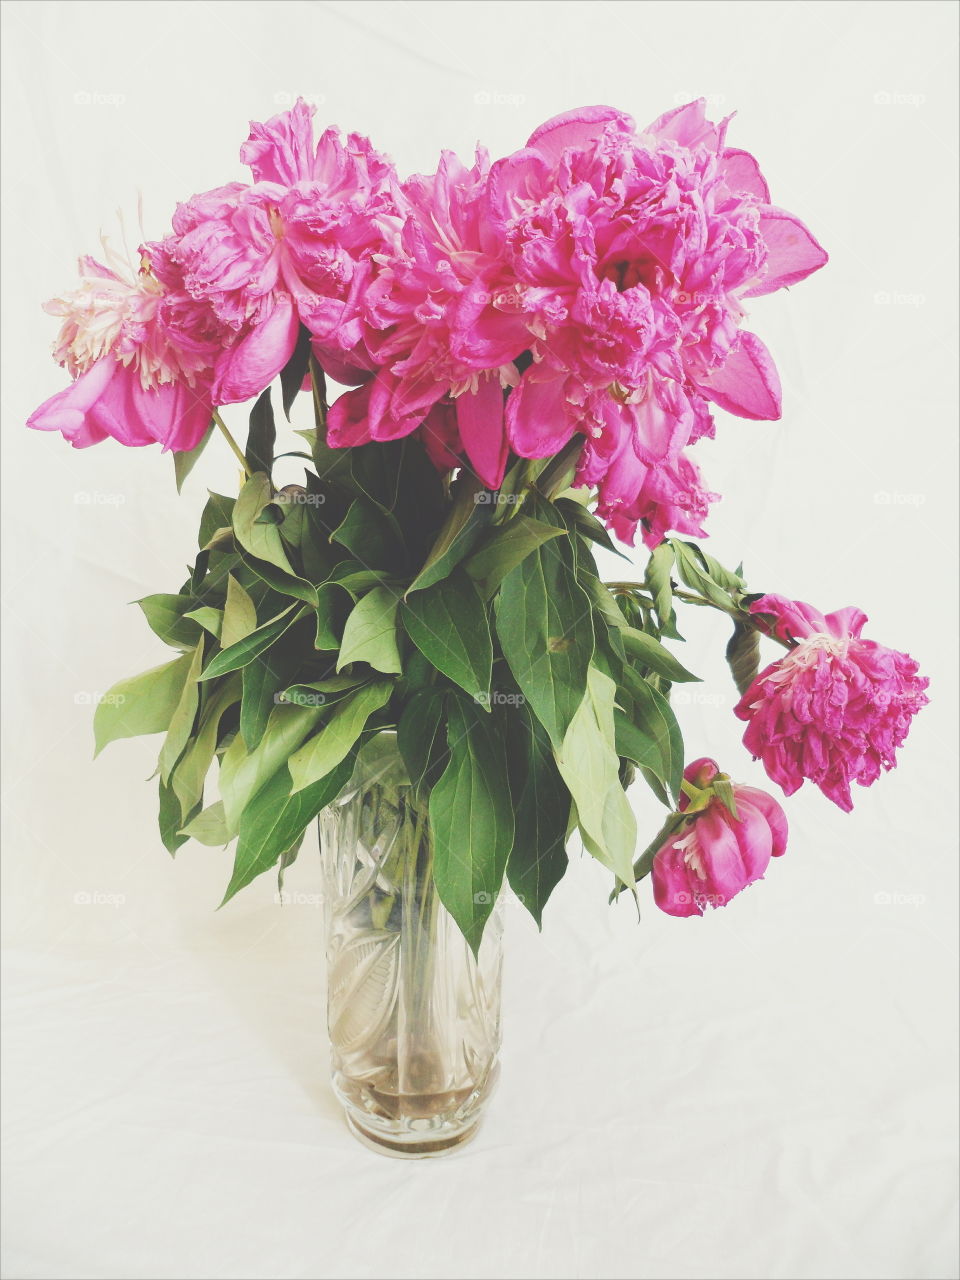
[318,735,504,1157]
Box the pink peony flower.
[734,595,929,811]
[652,757,788,917]
[159,100,402,404]
[27,247,221,451]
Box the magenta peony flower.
[734,595,929,811]
[652,757,788,917]
[328,99,826,531]
[27,248,222,451]
[160,100,401,403]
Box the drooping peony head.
[652,757,788,917]
[27,245,223,451]
[160,100,403,403]
[327,100,827,535]
[734,595,929,811]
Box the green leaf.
[239,623,308,749]
[644,542,681,639]
[199,492,236,550]
[183,606,222,638]
[554,666,636,885]
[223,753,355,905]
[93,653,194,756]
[235,543,318,607]
[199,605,302,681]
[220,701,327,833]
[233,473,303,581]
[173,422,214,493]
[245,388,276,476]
[280,324,312,420]
[726,619,761,697]
[555,498,628,559]
[288,681,393,793]
[337,586,402,675]
[463,516,565,597]
[397,689,448,798]
[158,642,205,784]
[314,582,353,650]
[159,777,199,855]
[329,498,392,568]
[401,572,492,702]
[613,709,669,776]
[671,540,736,610]
[505,703,569,927]
[620,628,699,683]
[429,698,513,954]
[180,800,230,847]
[221,575,258,650]
[277,674,362,707]
[495,528,594,747]
[137,594,202,650]
[407,473,492,594]
[623,674,684,803]
[171,675,241,816]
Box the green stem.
[211,410,252,479]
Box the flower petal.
[718,148,770,201]
[745,208,829,297]
[455,377,508,489]
[526,106,634,163]
[696,331,782,421]
[214,297,299,405]
[505,368,577,458]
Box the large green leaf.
[463,516,565,598]
[220,575,258,650]
[158,642,205,783]
[171,675,241,816]
[199,605,302,681]
[554,666,636,885]
[180,800,230,847]
[407,473,491,594]
[137,594,202,650]
[239,623,307,748]
[644,542,681,639]
[174,422,214,493]
[329,498,392,568]
[429,698,514,954]
[401,572,492,702]
[93,653,194,756]
[245,389,276,476]
[554,497,627,559]
[314,582,353,650]
[223,754,355,904]
[620,627,699,683]
[337,586,402,675]
[622,673,684,802]
[495,528,594,747]
[504,703,569,927]
[198,492,236,550]
[288,680,393,793]
[726,619,761,697]
[232,474,300,578]
[159,776,200,855]
[219,701,327,833]
[397,689,448,798]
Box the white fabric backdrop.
[2,2,957,1277]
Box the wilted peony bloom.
[328,99,826,530]
[652,757,788,917]
[734,595,929,811]
[27,246,222,451]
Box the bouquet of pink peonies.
[30,99,928,943]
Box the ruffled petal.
[695,331,782,421]
[526,106,634,163]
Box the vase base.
[345,1112,481,1159]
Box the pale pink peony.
[27,247,221,451]
[734,595,929,811]
[652,757,788,917]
